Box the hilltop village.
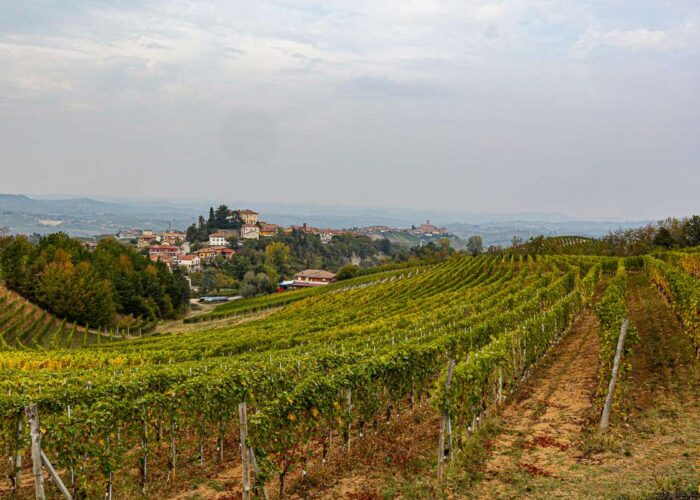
[78,206,455,296]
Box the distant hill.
[445,220,654,247]
[0,194,202,236]
[0,193,129,215]
[0,193,653,244]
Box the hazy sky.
[1,1,698,219]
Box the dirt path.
[467,273,700,499]
[468,307,601,498]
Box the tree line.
[508,215,700,256]
[0,233,189,328]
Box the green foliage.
[684,215,700,247]
[240,270,277,298]
[336,264,359,280]
[264,241,291,276]
[36,260,116,327]
[467,235,483,256]
[653,227,675,248]
[645,255,700,348]
[595,261,636,400]
[0,233,189,327]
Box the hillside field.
[1,252,699,498]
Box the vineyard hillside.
[1,252,698,499]
[0,284,107,349]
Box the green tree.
[265,241,291,277]
[202,268,217,294]
[466,235,484,256]
[215,272,237,291]
[336,264,359,280]
[683,215,700,247]
[0,236,34,295]
[653,227,675,248]
[36,261,116,326]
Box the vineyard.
[0,285,108,350]
[1,252,698,498]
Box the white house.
[209,232,228,247]
[241,224,260,240]
[175,254,201,272]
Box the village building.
[149,253,174,269]
[260,223,280,237]
[291,269,337,287]
[412,220,447,236]
[197,246,235,261]
[237,209,259,225]
[117,229,142,240]
[159,231,185,245]
[241,224,260,240]
[148,244,181,259]
[174,254,201,272]
[318,229,343,244]
[137,234,159,250]
[82,241,98,252]
[208,232,228,247]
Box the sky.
[0,1,698,220]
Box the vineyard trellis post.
[11,409,23,494]
[437,358,456,480]
[600,319,629,431]
[41,450,73,500]
[345,388,352,451]
[26,403,45,500]
[239,402,251,500]
[497,368,503,405]
[24,403,73,500]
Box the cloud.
[339,74,447,99]
[570,17,700,58]
[604,28,667,49]
[0,1,698,219]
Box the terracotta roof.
[293,269,336,279]
[178,254,200,261]
[238,209,258,215]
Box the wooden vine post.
[239,402,251,500]
[345,388,352,451]
[497,368,503,405]
[600,319,629,431]
[12,410,22,494]
[24,404,73,500]
[26,403,45,500]
[437,358,456,480]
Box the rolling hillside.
[0,251,698,499]
[0,284,108,349]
